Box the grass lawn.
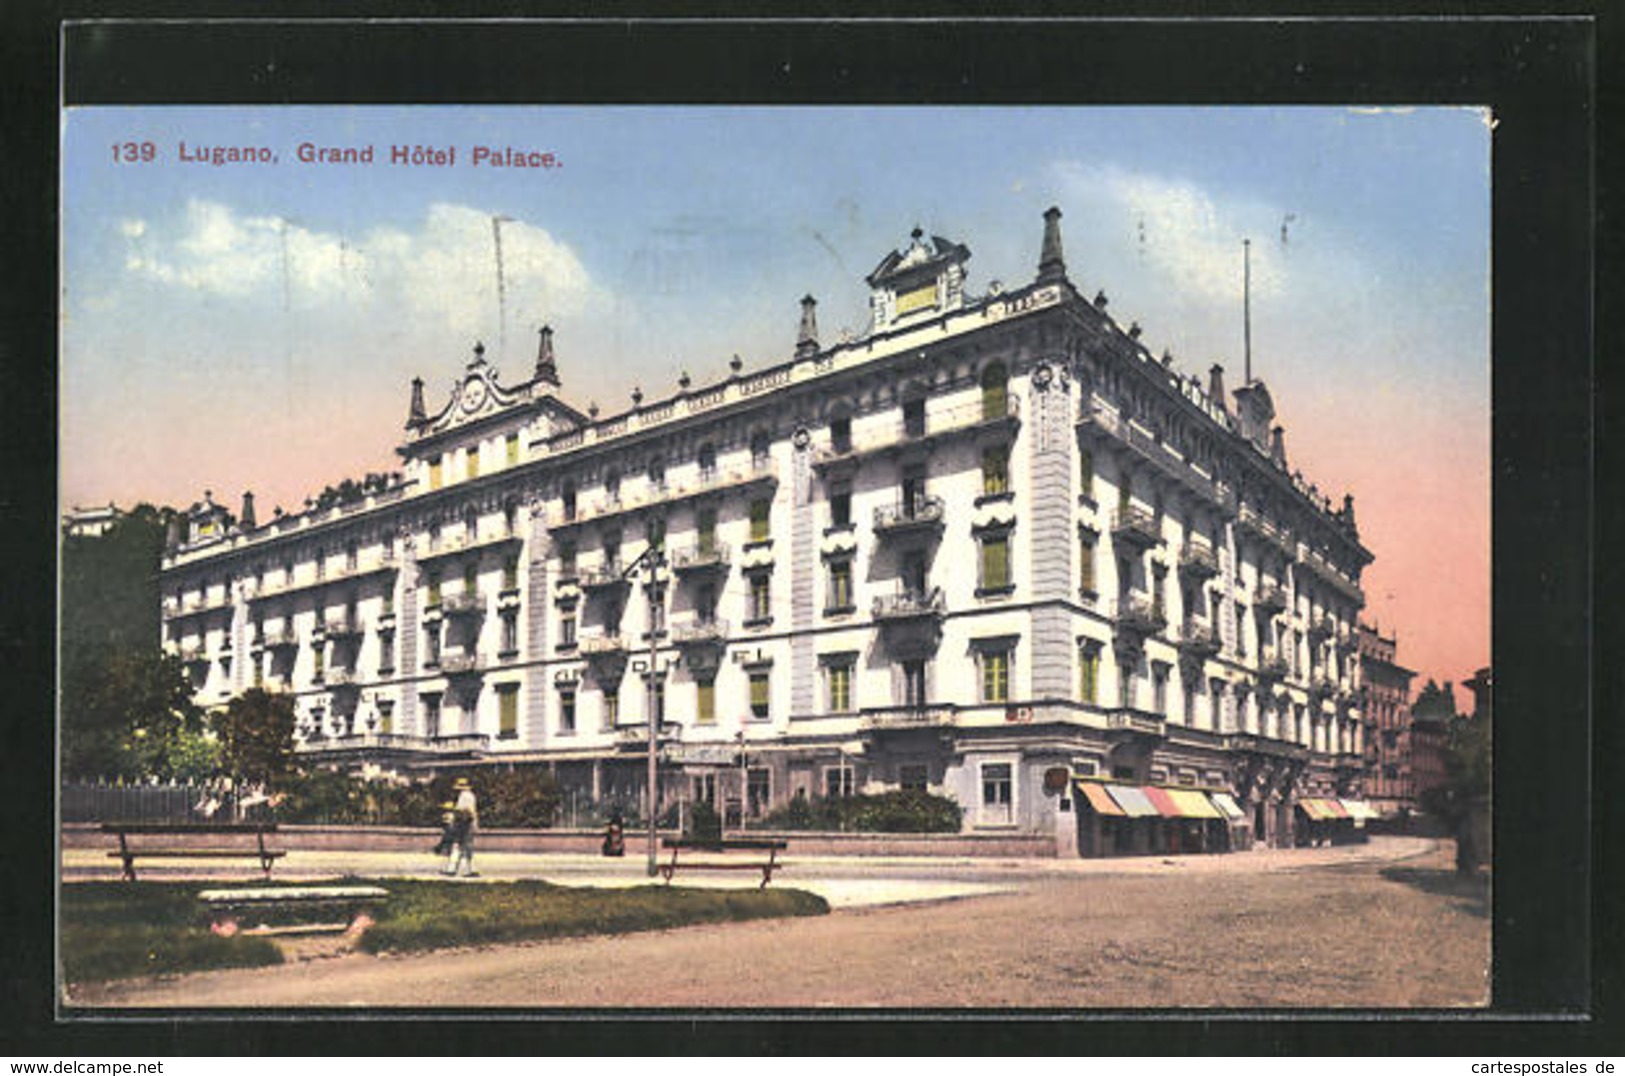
[61,879,829,984]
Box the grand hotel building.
[160,209,1373,850]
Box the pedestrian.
[431,801,458,857]
[443,777,479,877]
[602,807,625,857]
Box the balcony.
[1177,540,1219,581]
[1255,582,1288,616]
[261,627,299,652]
[1226,733,1310,762]
[324,613,363,639]
[1309,675,1339,701]
[859,705,956,731]
[441,591,485,618]
[579,633,629,657]
[1075,399,1228,509]
[815,397,1021,471]
[668,541,731,575]
[872,587,946,623]
[1174,621,1221,658]
[671,617,729,646]
[1107,709,1167,738]
[250,551,397,601]
[579,564,630,592]
[440,652,485,676]
[546,461,778,531]
[873,495,946,539]
[1111,594,1167,637]
[1110,506,1162,552]
[324,668,359,688]
[1236,503,1296,558]
[415,529,521,567]
[1257,650,1291,681]
[1307,614,1335,643]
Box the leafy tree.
[1417,680,1492,874]
[211,689,297,788]
[61,648,204,782]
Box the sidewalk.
[58,836,1440,911]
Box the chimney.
[1208,364,1228,412]
[407,377,427,427]
[240,491,257,530]
[1270,425,1287,466]
[796,294,819,358]
[1037,206,1066,285]
[1342,493,1356,528]
[534,325,560,387]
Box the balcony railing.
[251,551,397,601]
[1309,675,1339,700]
[579,564,629,591]
[579,633,628,657]
[1308,614,1336,643]
[1111,594,1167,635]
[1257,651,1291,680]
[440,652,485,676]
[261,627,299,650]
[1177,541,1219,579]
[441,591,485,617]
[873,495,946,536]
[1110,506,1161,550]
[324,614,363,638]
[668,541,731,574]
[1107,709,1167,737]
[671,617,729,645]
[1255,582,1288,615]
[872,588,946,622]
[1175,621,1221,656]
[1075,399,1229,509]
[815,397,1020,468]
[545,461,778,530]
[324,668,359,688]
[859,705,956,731]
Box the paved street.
[63,836,1489,1009]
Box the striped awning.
[1105,784,1161,818]
[1339,799,1379,821]
[1166,788,1225,820]
[1298,797,1355,820]
[1209,792,1247,820]
[1142,786,1182,818]
[1075,780,1126,817]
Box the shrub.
[271,767,559,828]
[758,790,963,833]
[687,799,722,842]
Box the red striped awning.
[1075,781,1126,817]
[1142,786,1183,818]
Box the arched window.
[981,362,1009,420]
[697,443,717,480]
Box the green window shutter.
[1080,652,1098,703]
[1080,537,1096,592]
[750,672,770,717]
[697,679,716,725]
[982,535,1009,589]
[499,688,518,736]
[750,499,771,542]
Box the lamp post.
[618,544,666,876]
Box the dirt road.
[67,843,1488,1010]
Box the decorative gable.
[866,227,971,333]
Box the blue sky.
[60,105,1491,685]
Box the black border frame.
[3,6,1608,1057]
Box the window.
[979,532,1011,592]
[377,700,394,734]
[692,773,717,809]
[981,446,1010,497]
[562,483,577,521]
[1152,663,1169,714]
[463,563,479,596]
[747,768,770,817]
[647,587,666,636]
[826,559,853,612]
[1119,662,1135,708]
[502,556,519,592]
[506,432,520,466]
[903,398,926,438]
[696,583,718,623]
[1079,647,1100,703]
[696,678,716,725]
[648,456,665,490]
[899,764,929,792]
[427,572,442,607]
[498,685,518,738]
[1183,680,1196,725]
[829,484,852,529]
[749,670,770,720]
[379,630,395,673]
[559,612,577,649]
[653,677,666,723]
[1079,448,1095,503]
[825,766,854,798]
[424,694,442,738]
[312,643,325,682]
[646,517,665,553]
[558,541,577,578]
[749,498,771,542]
[981,363,1009,420]
[500,611,518,655]
[467,449,480,481]
[382,588,394,616]
[559,689,577,734]
[827,661,853,712]
[605,470,621,503]
[1152,567,1166,621]
[429,456,442,490]
[901,660,927,708]
[831,415,852,453]
[980,647,1011,703]
[748,572,772,623]
[346,543,358,571]
[697,507,718,552]
[603,689,619,729]
[1079,534,1097,596]
[981,762,1013,822]
[750,431,771,467]
[425,625,441,668]
[901,467,926,515]
[698,443,717,480]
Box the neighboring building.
[1355,623,1416,818]
[63,503,123,538]
[159,209,1374,849]
[1463,666,1492,723]
[1409,679,1457,808]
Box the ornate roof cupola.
[866,225,971,333]
[533,324,560,388]
[407,376,427,428]
[795,294,820,358]
[1037,205,1068,286]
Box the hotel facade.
[160,209,1374,851]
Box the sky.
[60,106,1491,704]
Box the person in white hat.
[443,776,479,877]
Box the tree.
[1417,681,1492,875]
[211,689,297,788]
[60,648,204,782]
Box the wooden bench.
[101,822,285,882]
[658,837,788,888]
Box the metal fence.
[60,782,209,823]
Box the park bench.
[101,822,285,882]
[658,837,788,888]
[198,885,389,936]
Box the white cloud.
[119,199,604,340]
[1052,162,1290,304]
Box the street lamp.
[618,544,666,876]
